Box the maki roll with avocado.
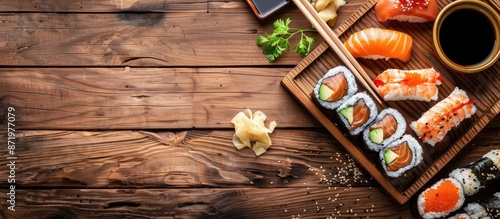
[379,134,423,178]
[313,66,358,110]
[362,108,406,152]
[336,92,378,135]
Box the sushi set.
[282,0,500,206]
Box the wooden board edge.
[285,0,377,80]
[333,0,378,36]
[404,99,500,198]
[280,77,407,204]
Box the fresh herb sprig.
[257,18,316,62]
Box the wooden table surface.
[0,0,498,218]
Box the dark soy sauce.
[439,9,495,66]
[248,0,289,19]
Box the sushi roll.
[374,0,440,23]
[344,28,413,62]
[374,68,442,102]
[449,151,500,196]
[313,66,358,110]
[410,87,476,146]
[336,92,378,135]
[379,134,423,177]
[448,168,481,196]
[417,177,466,219]
[448,192,500,219]
[417,149,500,219]
[362,108,406,152]
[468,192,500,218]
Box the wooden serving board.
[282,0,500,204]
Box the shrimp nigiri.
[410,87,476,146]
[374,68,442,101]
[344,28,413,62]
[375,0,440,23]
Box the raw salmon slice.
[344,28,413,62]
[375,0,440,23]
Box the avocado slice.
[369,128,384,144]
[384,149,399,165]
[339,106,353,124]
[319,84,334,101]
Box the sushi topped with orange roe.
[374,0,440,23]
[344,28,413,62]
[417,149,499,219]
[418,177,465,219]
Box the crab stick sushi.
[410,87,476,146]
[362,108,406,152]
[417,177,465,219]
[374,68,442,102]
[379,134,423,177]
[336,92,378,135]
[344,28,413,62]
[375,0,440,23]
[313,66,358,110]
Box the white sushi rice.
[381,84,439,102]
[336,92,378,135]
[313,66,358,110]
[362,108,406,152]
[483,149,500,170]
[464,203,490,219]
[410,87,476,146]
[449,168,481,196]
[388,15,432,23]
[448,213,472,219]
[417,177,465,219]
[379,134,423,178]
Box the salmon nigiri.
[344,28,413,62]
[375,0,440,23]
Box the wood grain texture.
[0,187,416,219]
[0,129,374,188]
[0,127,497,218]
[282,0,500,204]
[0,0,498,218]
[0,67,322,129]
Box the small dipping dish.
[433,0,500,73]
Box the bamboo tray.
[281,0,500,204]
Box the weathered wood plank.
[0,67,320,129]
[0,187,416,218]
[0,0,237,13]
[0,10,311,66]
[0,0,370,67]
[0,129,373,188]
[0,0,367,14]
[0,127,498,189]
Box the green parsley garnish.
[256,18,317,62]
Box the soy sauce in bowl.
[432,0,500,73]
[439,9,495,66]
